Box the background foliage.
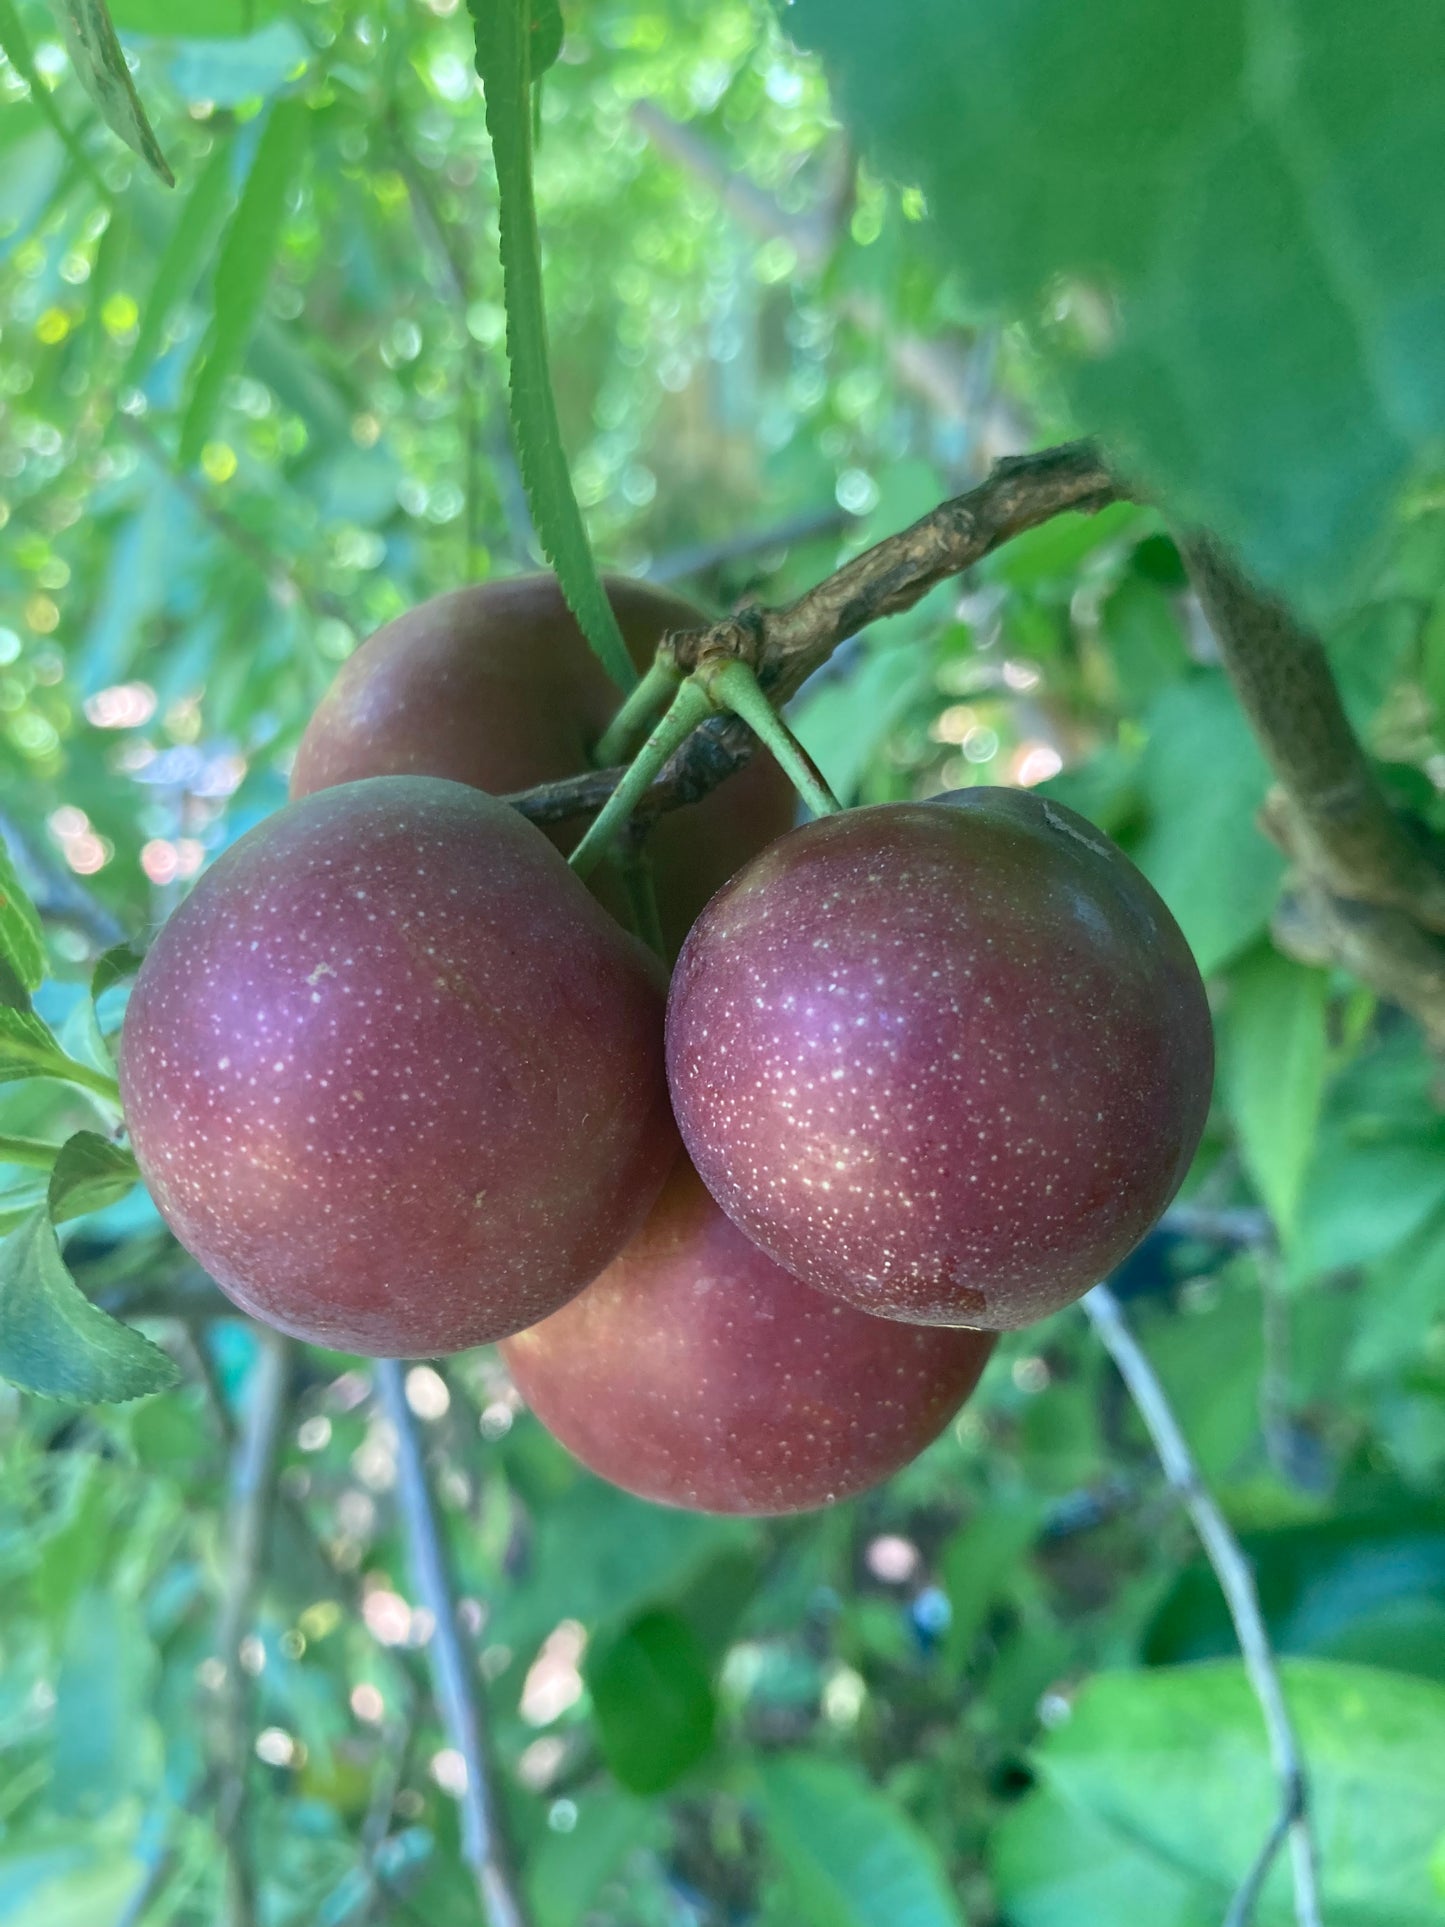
[1,1,1444,1922]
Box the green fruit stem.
[0,1133,63,1172]
[594,653,683,770]
[568,678,714,879]
[701,657,842,818]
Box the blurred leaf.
[49,1132,139,1225]
[124,140,236,383]
[527,1789,659,1927]
[791,643,930,802]
[584,1608,716,1795]
[754,1755,963,1927]
[178,96,309,467]
[940,1494,1047,1668]
[469,0,635,692]
[164,18,311,108]
[0,1838,143,1927]
[47,0,173,184]
[786,2,1445,621]
[1350,1212,1445,1381]
[1133,674,1284,975]
[994,1661,1445,1925]
[1146,1502,1445,1682]
[0,1207,180,1402]
[52,1591,152,1816]
[1098,576,1186,709]
[1221,946,1329,1237]
[0,0,102,190]
[1292,1119,1445,1285]
[110,0,278,27]
[0,836,47,995]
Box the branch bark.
[1184,534,1445,1041]
[500,441,1121,829]
[1082,1284,1322,1927]
[374,1359,531,1927]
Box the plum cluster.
[120,578,1213,1516]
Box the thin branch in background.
[1082,1284,1322,1927]
[210,1330,294,1927]
[374,1359,532,1927]
[115,414,357,631]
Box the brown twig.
[374,1359,531,1927]
[1184,534,1445,1040]
[210,1330,294,1927]
[1083,1284,1322,1927]
[499,441,1121,828]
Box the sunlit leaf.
[47,0,174,184]
[0,835,47,995]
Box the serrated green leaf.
[584,1609,716,1795]
[784,2,1445,622]
[0,835,46,995]
[0,0,103,190]
[1222,945,1329,1238]
[0,1005,68,1085]
[0,1207,179,1402]
[469,0,636,693]
[992,1660,1445,1926]
[178,97,309,467]
[753,1756,963,1927]
[47,0,174,184]
[92,943,143,1004]
[124,141,235,383]
[49,1132,139,1225]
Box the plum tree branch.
[500,440,1121,827]
[1184,535,1445,1042]
[210,1329,293,1927]
[1082,1284,1322,1927]
[375,1359,531,1927]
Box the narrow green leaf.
[0,1135,64,1173]
[0,1206,180,1402]
[0,834,47,994]
[1222,945,1329,1238]
[49,1131,139,1225]
[124,141,236,384]
[584,1609,716,1795]
[0,0,103,190]
[753,1756,963,1927]
[178,96,309,468]
[469,0,636,692]
[0,1004,69,1085]
[47,0,174,184]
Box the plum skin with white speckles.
[665,788,1214,1331]
[501,1157,995,1515]
[119,776,679,1356]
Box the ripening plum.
[290,573,795,950]
[666,788,1213,1330]
[501,1157,995,1514]
[119,777,678,1355]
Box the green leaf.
[1132,673,1284,975]
[92,944,143,1004]
[0,834,46,995]
[178,97,309,468]
[124,142,235,383]
[47,0,174,184]
[48,1132,139,1225]
[1098,576,1187,709]
[753,1755,963,1927]
[110,0,280,32]
[0,1207,180,1402]
[784,3,1445,621]
[0,0,103,190]
[1221,945,1329,1237]
[469,0,636,693]
[0,1005,69,1085]
[583,1608,716,1795]
[940,1494,1047,1668]
[992,1661,1445,1926]
[52,1591,152,1816]
[526,1789,660,1927]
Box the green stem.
[52,1055,123,1111]
[0,1133,63,1172]
[615,848,667,961]
[569,679,713,880]
[702,657,843,818]
[594,654,683,769]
